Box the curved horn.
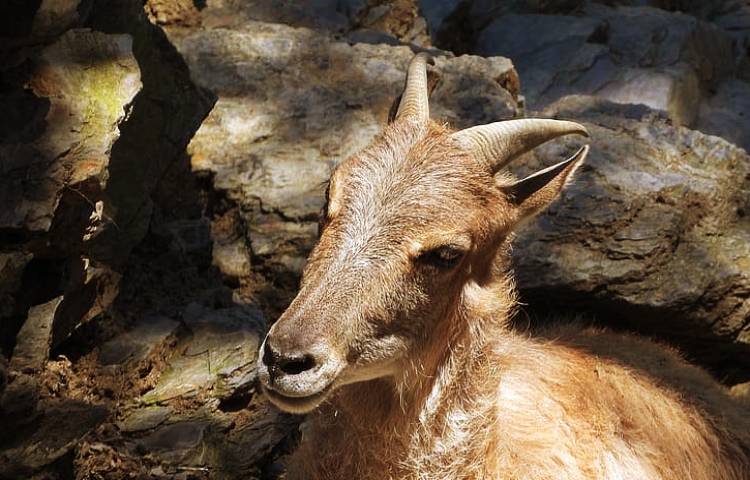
[452,119,589,173]
[394,53,432,123]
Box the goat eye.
[418,246,465,270]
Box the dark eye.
[418,246,465,270]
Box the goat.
[257,54,750,479]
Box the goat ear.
[502,145,589,220]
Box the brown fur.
[260,118,750,480]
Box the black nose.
[263,339,318,376]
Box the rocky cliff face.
[1,0,748,478]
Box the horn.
[452,119,588,173]
[394,53,433,123]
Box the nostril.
[279,354,316,375]
[262,339,278,367]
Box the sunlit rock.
[513,96,750,376]
[169,20,518,279]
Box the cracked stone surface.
[512,96,750,376]
[141,303,265,404]
[165,19,518,279]
[99,315,180,366]
[474,5,734,125]
[11,297,64,373]
[0,399,109,478]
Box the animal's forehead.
[328,122,498,238]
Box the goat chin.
[262,383,333,415]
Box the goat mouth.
[262,382,335,414]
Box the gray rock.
[174,0,367,33]
[595,0,742,19]
[697,79,750,152]
[99,315,180,366]
[512,95,750,372]
[164,218,212,255]
[10,297,64,373]
[420,0,584,41]
[31,0,92,38]
[595,6,734,88]
[117,405,173,433]
[0,253,32,319]
[474,5,735,125]
[212,240,253,280]
[470,0,584,29]
[419,0,464,38]
[0,356,6,397]
[714,5,750,82]
[140,304,265,404]
[168,20,517,277]
[139,420,209,449]
[0,0,214,352]
[201,407,299,478]
[730,381,750,406]
[476,13,605,103]
[210,209,253,280]
[136,420,211,464]
[0,398,108,477]
[0,29,141,233]
[0,374,41,420]
[595,64,701,126]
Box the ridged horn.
[394,53,432,123]
[452,119,589,173]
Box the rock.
[212,240,253,280]
[0,252,32,320]
[473,5,735,125]
[209,208,253,280]
[355,0,431,47]
[52,262,123,348]
[0,374,41,421]
[0,0,214,352]
[730,381,750,406]
[136,420,211,464]
[140,303,265,404]
[131,408,299,473]
[0,29,141,233]
[85,0,215,263]
[420,0,584,44]
[168,20,517,278]
[0,398,108,478]
[594,5,734,90]
[418,0,464,41]
[163,218,212,255]
[164,0,367,33]
[201,407,299,478]
[117,405,173,433]
[10,297,63,373]
[31,0,93,38]
[145,0,203,27]
[696,78,750,151]
[99,315,180,366]
[511,95,750,375]
[595,64,702,126]
[0,356,6,397]
[599,0,742,20]
[468,0,585,35]
[0,27,141,353]
[475,13,606,103]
